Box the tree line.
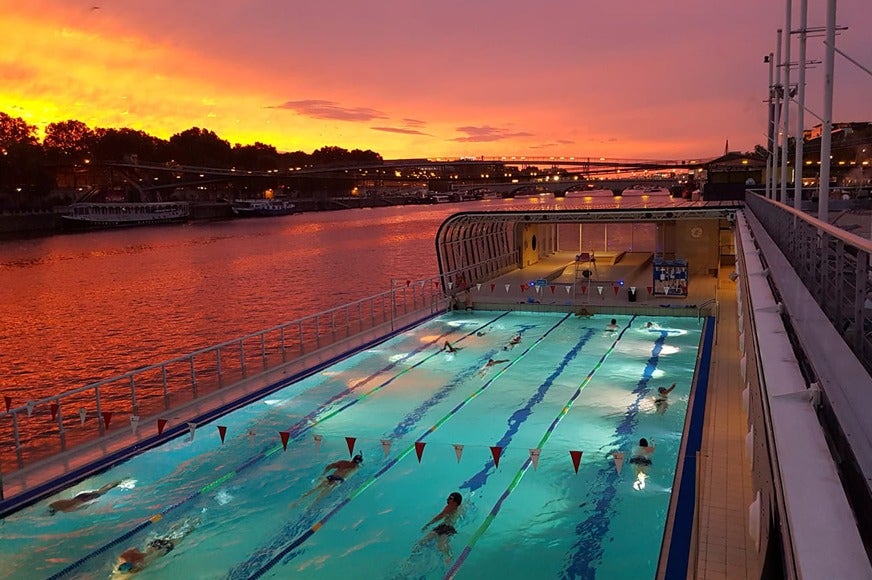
[0,111,383,209]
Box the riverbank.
[0,196,428,240]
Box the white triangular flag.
[79,407,87,425]
[529,448,540,470]
[26,401,35,416]
[447,281,453,290]
[476,283,481,291]
[504,284,510,293]
[313,433,323,452]
[565,286,571,294]
[630,286,636,293]
[613,451,624,475]
[453,443,464,463]
[535,286,541,294]
[381,439,391,457]
[130,415,140,435]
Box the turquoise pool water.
[0,311,702,579]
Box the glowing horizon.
[1,0,869,160]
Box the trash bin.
[628,288,637,302]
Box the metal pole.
[773,30,783,200]
[781,1,792,203]
[794,0,808,210]
[767,53,775,199]
[818,0,836,224]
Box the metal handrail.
[0,276,445,471]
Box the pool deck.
[471,253,756,578]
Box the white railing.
[0,277,445,473]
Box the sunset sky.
[1,0,869,160]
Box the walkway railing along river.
[0,277,447,476]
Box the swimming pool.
[0,311,702,579]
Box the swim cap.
[448,492,462,505]
[353,453,363,464]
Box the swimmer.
[295,453,363,505]
[629,438,655,490]
[441,341,459,354]
[48,479,127,515]
[418,491,463,563]
[574,308,593,319]
[503,335,522,350]
[605,319,619,331]
[653,383,676,415]
[114,516,199,575]
[477,358,508,378]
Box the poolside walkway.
[694,267,757,579]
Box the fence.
[0,277,445,474]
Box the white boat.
[619,185,672,197]
[61,202,190,229]
[231,199,297,217]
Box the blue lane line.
[663,317,714,578]
[445,317,637,579]
[560,327,674,579]
[44,313,511,579]
[236,314,573,580]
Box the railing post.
[261,333,267,370]
[189,355,198,397]
[315,317,321,348]
[12,413,22,467]
[161,365,169,409]
[854,251,868,351]
[280,326,286,362]
[216,349,223,388]
[95,386,104,436]
[298,323,304,354]
[56,399,66,449]
[129,375,138,417]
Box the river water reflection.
[0,204,470,403]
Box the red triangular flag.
[50,403,58,421]
[406,280,411,287]
[490,283,496,292]
[415,441,426,462]
[613,286,620,295]
[280,431,290,450]
[218,425,227,443]
[582,286,588,295]
[157,418,168,435]
[520,284,526,292]
[550,285,555,294]
[647,286,653,295]
[570,450,583,473]
[490,446,502,468]
[3,395,11,412]
[101,411,112,429]
[345,436,357,457]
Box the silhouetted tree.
[0,112,52,202]
[43,120,96,162]
[232,142,279,170]
[92,128,171,163]
[169,127,232,166]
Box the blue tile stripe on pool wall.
[560,323,675,579]
[662,316,714,579]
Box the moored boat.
[61,202,190,229]
[231,198,297,216]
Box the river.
[0,203,475,403]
